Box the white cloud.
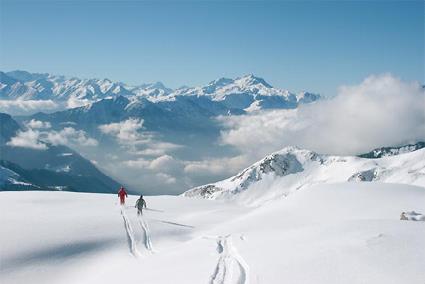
[183,155,249,176]
[219,74,425,156]
[42,127,98,147]
[99,118,150,145]
[25,119,51,129]
[122,157,150,169]
[218,109,299,156]
[120,157,180,187]
[0,100,59,115]
[123,154,182,173]
[60,121,77,126]
[120,154,250,191]
[6,129,47,150]
[99,119,183,159]
[135,142,182,157]
[8,123,98,149]
[149,155,181,172]
[67,96,93,108]
[155,173,177,184]
[136,148,167,156]
[105,153,120,160]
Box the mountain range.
[0,70,320,112]
[0,70,323,194]
[2,70,423,196]
[358,142,425,158]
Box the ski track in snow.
[120,207,140,257]
[137,214,155,253]
[210,235,249,284]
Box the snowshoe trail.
[137,215,155,253]
[120,207,140,257]
[210,235,249,284]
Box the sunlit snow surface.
[1,182,424,284]
[184,147,425,204]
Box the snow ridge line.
[137,215,155,253]
[210,235,249,284]
[120,207,140,257]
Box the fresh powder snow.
[1,181,424,284]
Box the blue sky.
[0,1,423,96]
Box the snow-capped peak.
[234,74,273,88]
[207,77,234,88]
[149,82,168,90]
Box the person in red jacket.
[118,186,128,205]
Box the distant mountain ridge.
[8,71,321,149]
[358,142,425,158]
[0,70,132,105]
[1,70,320,112]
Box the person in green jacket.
[135,195,147,215]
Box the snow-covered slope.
[183,146,425,203]
[1,183,424,284]
[0,163,38,190]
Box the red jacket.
[118,188,128,198]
